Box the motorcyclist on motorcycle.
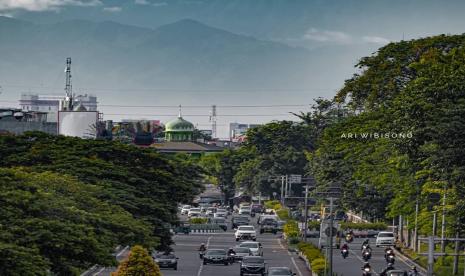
[227,247,236,255]
[361,262,372,275]
[380,263,395,276]
[361,239,371,251]
[408,265,418,276]
[340,243,349,258]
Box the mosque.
[151,107,223,156]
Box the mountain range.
[0,16,366,104]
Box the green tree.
[112,245,161,276]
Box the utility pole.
[433,211,437,237]
[427,236,434,276]
[328,197,335,276]
[303,184,309,242]
[414,199,419,251]
[280,176,285,206]
[441,185,447,253]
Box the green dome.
[165,117,194,132]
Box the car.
[233,246,252,260]
[188,208,201,218]
[203,249,229,265]
[240,256,266,276]
[232,216,250,229]
[153,252,178,270]
[215,209,228,218]
[239,207,251,216]
[267,267,296,276]
[239,241,263,256]
[251,204,264,213]
[235,225,257,241]
[276,220,285,232]
[180,205,191,215]
[206,207,216,216]
[259,220,278,234]
[257,214,278,225]
[376,231,395,247]
[209,217,228,231]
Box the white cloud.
[134,0,167,7]
[362,36,390,44]
[103,6,121,13]
[0,0,102,12]
[301,28,390,46]
[134,0,149,4]
[303,28,352,44]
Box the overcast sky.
[1,0,465,138]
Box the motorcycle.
[385,253,395,264]
[362,250,371,261]
[341,248,349,259]
[361,266,372,276]
[345,233,354,243]
[380,264,395,276]
[228,252,236,264]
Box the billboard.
[58,111,98,139]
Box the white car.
[376,231,395,247]
[239,207,251,216]
[215,209,228,218]
[239,241,263,256]
[206,207,216,216]
[181,205,191,215]
[188,208,201,218]
[235,225,257,241]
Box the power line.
[104,113,295,117]
[99,104,309,108]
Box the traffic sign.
[324,227,338,237]
[289,174,302,184]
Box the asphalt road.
[88,214,310,276]
[308,237,421,276]
[163,214,310,276]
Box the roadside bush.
[340,222,387,231]
[308,221,321,230]
[297,242,324,262]
[277,209,290,221]
[283,220,299,238]
[264,200,280,209]
[272,203,283,211]
[189,218,208,224]
[310,258,326,275]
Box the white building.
[19,94,97,122]
[229,123,261,140]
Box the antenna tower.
[210,105,217,138]
[64,57,73,110]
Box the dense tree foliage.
[200,121,317,201]
[311,34,465,234]
[0,133,203,275]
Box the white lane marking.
[92,267,105,276]
[349,249,379,276]
[196,236,213,276]
[116,246,130,257]
[277,238,303,276]
[291,257,304,276]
